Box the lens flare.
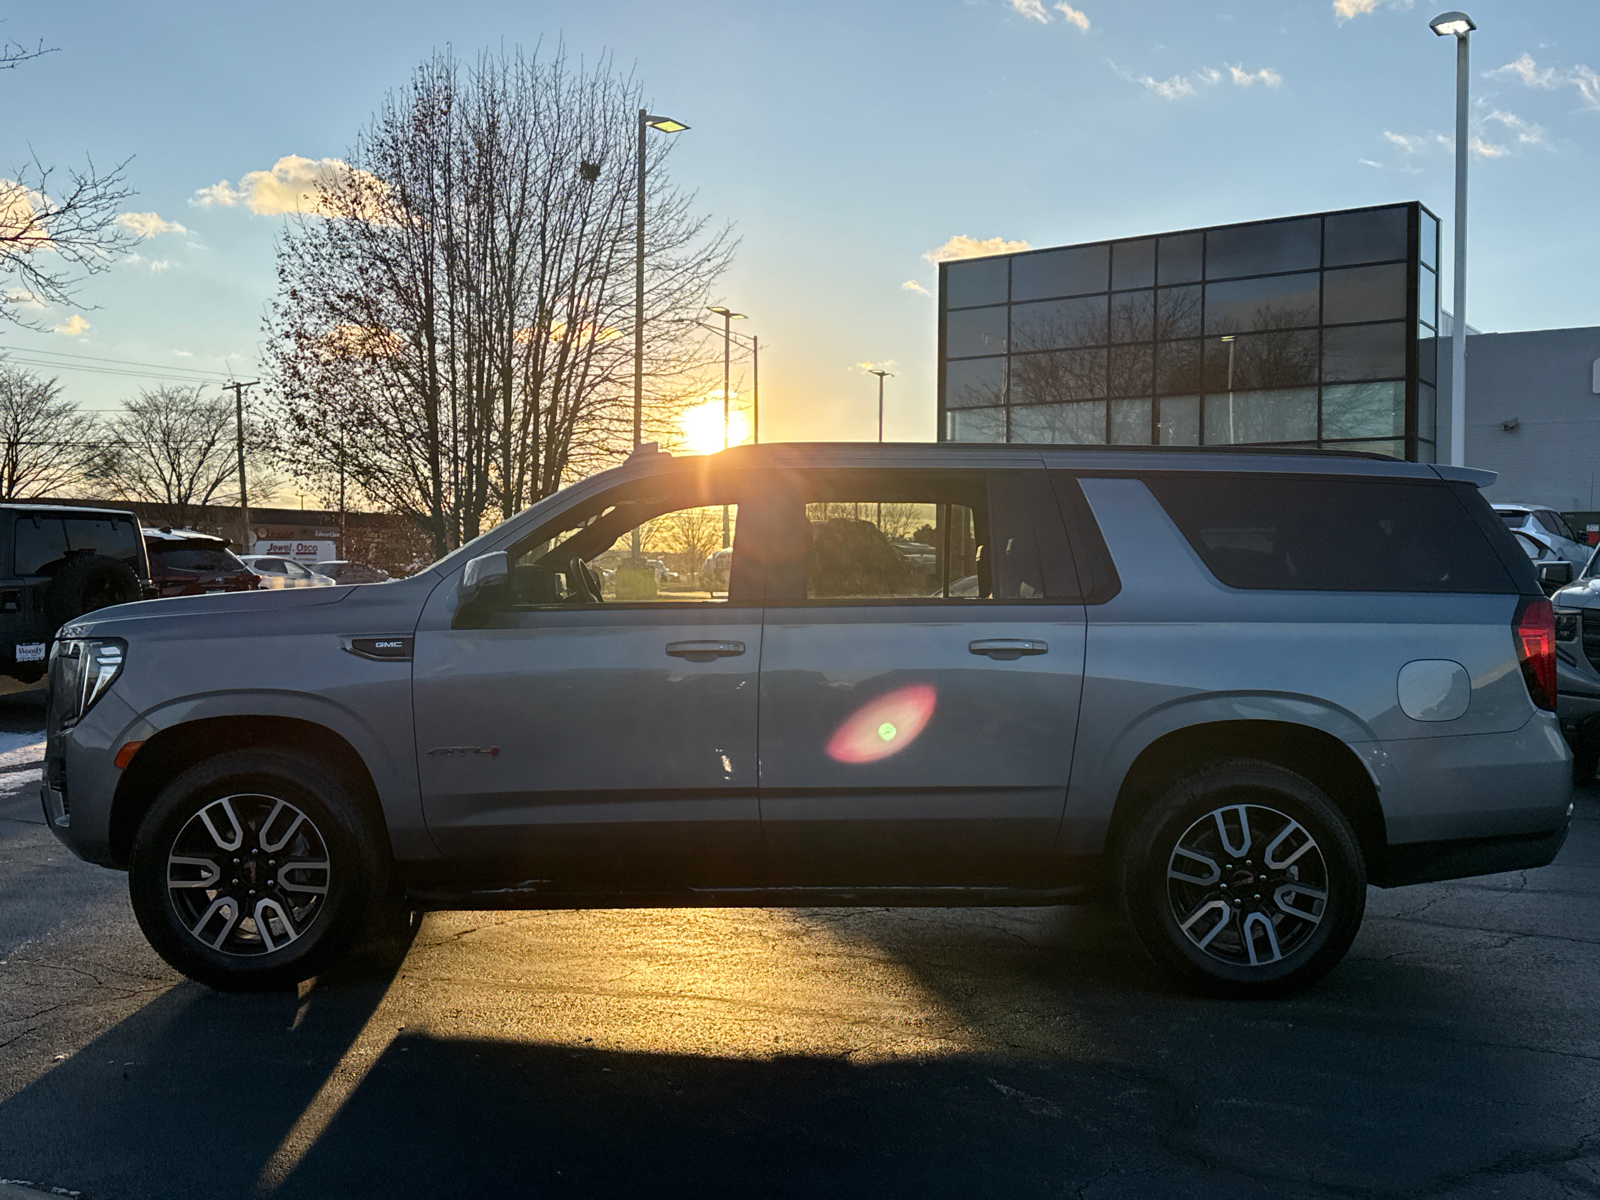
[825,684,937,764]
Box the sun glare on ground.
[680,395,750,455]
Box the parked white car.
[238,555,336,589]
[1495,505,1594,573]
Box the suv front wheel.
[1117,759,1366,998]
[128,749,388,991]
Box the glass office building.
[938,202,1442,460]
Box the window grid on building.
[937,202,1441,461]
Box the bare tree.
[0,362,97,498]
[90,386,255,529]
[266,46,735,559]
[0,24,135,328]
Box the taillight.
[1514,596,1557,712]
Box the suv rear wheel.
[1117,759,1366,998]
[128,749,388,991]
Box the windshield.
[1584,544,1600,579]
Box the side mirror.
[454,551,509,626]
[1538,560,1573,594]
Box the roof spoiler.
[1431,464,1498,489]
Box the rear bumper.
[1379,824,1569,887]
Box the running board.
[404,882,1103,912]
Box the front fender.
[119,685,435,861]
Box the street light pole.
[868,368,893,442]
[1432,10,1476,466]
[707,306,746,548]
[634,110,689,452]
[752,334,760,445]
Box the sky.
[2,0,1597,456]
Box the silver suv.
[41,444,1571,997]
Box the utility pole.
[224,381,258,554]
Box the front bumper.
[43,688,141,868]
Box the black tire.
[128,749,389,991]
[46,553,140,631]
[1117,758,1366,999]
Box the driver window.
[510,501,741,606]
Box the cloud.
[5,288,45,310]
[148,259,172,273]
[52,314,89,336]
[924,235,1031,262]
[855,360,898,375]
[1229,65,1282,87]
[116,211,187,238]
[1115,61,1282,99]
[1333,0,1412,20]
[1008,0,1089,30]
[1358,158,1384,168]
[1139,73,1197,100]
[1383,130,1429,153]
[172,350,194,358]
[1468,137,1508,158]
[192,155,385,218]
[1482,108,1551,149]
[1055,3,1090,30]
[1489,53,1600,111]
[0,181,48,249]
[901,279,932,296]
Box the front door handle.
[969,638,1048,661]
[666,640,746,662]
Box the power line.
[0,359,239,386]
[0,344,239,379]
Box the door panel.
[757,606,1085,885]
[413,605,762,885]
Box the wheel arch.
[1103,720,1390,883]
[109,716,390,869]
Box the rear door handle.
[666,640,746,661]
[969,638,1048,660]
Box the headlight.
[49,638,126,725]
[1555,611,1580,642]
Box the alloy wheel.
[166,793,331,955]
[1165,802,1329,967]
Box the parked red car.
[143,528,260,598]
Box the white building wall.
[1436,326,1600,512]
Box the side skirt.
[405,882,1105,912]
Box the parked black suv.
[1,504,149,681]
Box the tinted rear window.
[1146,474,1517,593]
[1498,511,1525,527]
[15,514,143,576]
[151,547,243,572]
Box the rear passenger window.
[1146,474,1517,593]
[756,470,1059,602]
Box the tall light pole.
[1431,10,1476,467]
[868,368,893,442]
[708,306,746,548]
[635,110,689,451]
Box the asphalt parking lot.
[1,685,1597,1200]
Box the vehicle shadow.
[3,814,1597,1200]
[0,917,419,1200]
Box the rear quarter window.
[1145,474,1520,593]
